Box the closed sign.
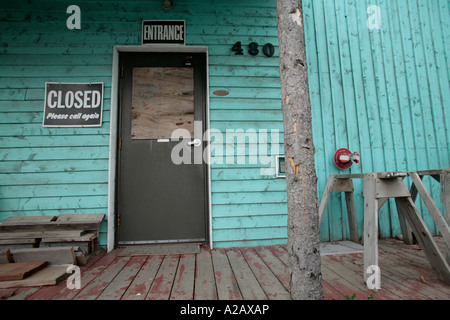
[43,82,103,127]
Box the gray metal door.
[117,52,207,244]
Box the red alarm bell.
[334,148,360,170]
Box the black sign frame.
[142,20,186,45]
[42,82,104,127]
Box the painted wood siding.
[0,0,285,248]
[1,0,447,249]
[0,2,113,246]
[304,0,450,241]
[206,1,285,248]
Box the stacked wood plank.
[0,214,104,259]
[0,214,104,289]
[0,263,68,289]
[0,261,48,281]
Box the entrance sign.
[43,82,103,127]
[142,20,185,45]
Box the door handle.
[187,138,202,147]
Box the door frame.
[107,45,211,252]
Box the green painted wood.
[0,171,109,185]
[1,0,448,248]
[0,196,108,212]
[0,147,109,161]
[0,77,112,89]
[211,168,278,181]
[213,215,286,229]
[212,203,287,218]
[0,124,110,137]
[211,179,287,193]
[210,110,282,121]
[213,238,286,248]
[210,76,281,89]
[0,0,284,249]
[209,98,281,110]
[0,54,112,66]
[212,191,287,205]
[209,66,280,78]
[209,56,280,67]
[209,88,281,100]
[0,136,110,148]
[305,0,449,241]
[0,183,108,198]
[210,122,283,133]
[0,159,108,174]
[0,66,113,77]
[213,227,287,242]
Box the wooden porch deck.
[1,237,449,300]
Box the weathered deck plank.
[320,263,371,299]
[145,255,179,300]
[226,248,268,300]
[97,256,147,300]
[240,247,290,300]
[1,238,449,300]
[194,246,217,300]
[171,254,196,300]
[52,248,123,300]
[25,249,107,300]
[73,256,131,300]
[324,254,405,300]
[254,246,290,290]
[121,255,164,300]
[379,241,450,297]
[0,287,39,300]
[211,248,241,300]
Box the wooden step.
[0,230,88,240]
[1,216,57,224]
[40,231,99,255]
[0,214,105,232]
[11,247,77,265]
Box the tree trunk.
[276,0,323,300]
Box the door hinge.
[117,213,120,227]
[121,66,124,79]
[118,137,122,150]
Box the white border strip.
[107,45,211,252]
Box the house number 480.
[232,42,275,57]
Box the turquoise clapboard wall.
[0,0,285,248]
[0,0,448,248]
[304,0,450,241]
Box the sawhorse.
[318,169,450,285]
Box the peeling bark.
[276,0,323,300]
